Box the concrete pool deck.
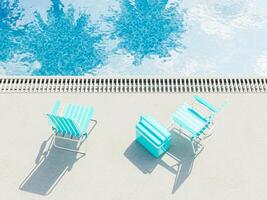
[0,93,266,199]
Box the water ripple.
[0,0,24,62]
[106,0,186,65]
[21,0,107,76]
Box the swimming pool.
[0,0,267,76]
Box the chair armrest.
[194,95,219,113]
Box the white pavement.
[0,93,266,200]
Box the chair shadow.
[124,141,160,174]
[168,129,196,194]
[124,128,199,194]
[19,135,83,196]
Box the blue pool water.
[0,0,267,76]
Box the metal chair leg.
[53,135,86,155]
[51,118,97,155]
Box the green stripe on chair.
[57,116,73,136]
[47,114,81,137]
[64,118,80,137]
[47,115,66,134]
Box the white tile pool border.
[0,76,266,93]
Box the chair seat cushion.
[172,103,210,136]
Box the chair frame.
[52,119,97,154]
[169,99,219,155]
[168,120,215,155]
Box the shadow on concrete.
[124,128,199,194]
[19,135,83,195]
[168,129,196,194]
[124,140,159,173]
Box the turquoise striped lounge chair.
[171,96,225,142]
[46,100,97,154]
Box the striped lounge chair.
[46,100,97,154]
[171,96,225,153]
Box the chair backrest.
[46,114,81,137]
[47,100,94,136]
[63,104,94,134]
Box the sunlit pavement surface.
[0,93,266,199]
